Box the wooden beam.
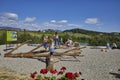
[28,44,43,53]
[4,46,86,58]
[4,40,32,57]
[4,51,80,58]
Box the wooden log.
[4,46,86,58]
[46,57,54,70]
[5,51,80,58]
[4,40,32,57]
[4,52,34,58]
[60,46,86,55]
[4,51,81,62]
[4,45,86,71]
[28,44,43,53]
[32,47,84,57]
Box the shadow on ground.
[109,69,120,79]
[3,48,14,51]
[38,58,46,63]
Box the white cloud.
[67,24,81,27]
[42,22,56,27]
[50,20,56,23]
[58,20,68,23]
[0,12,38,30]
[50,20,68,24]
[85,18,99,24]
[0,12,18,20]
[0,12,83,30]
[24,17,36,22]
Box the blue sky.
[0,0,120,32]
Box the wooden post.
[46,57,53,70]
[5,30,7,51]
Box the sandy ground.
[0,67,32,80]
[0,44,120,80]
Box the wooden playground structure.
[4,40,86,70]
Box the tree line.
[0,30,120,47]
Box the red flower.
[40,69,48,74]
[50,69,57,74]
[74,72,79,77]
[57,71,63,75]
[60,66,66,71]
[65,72,75,79]
[30,73,35,79]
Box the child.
[43,36,49,51]
[65,38,73,48]
[49,37,54,60]
[112,43,117,49]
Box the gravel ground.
[0,44,120,80]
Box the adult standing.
[106,42,111,49]
[54,32,59,47]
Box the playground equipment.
[4,40,86,70]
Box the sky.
[0,0,120,32]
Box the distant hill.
[0,26,21,30]
[63,28,114,35]
[0,26,119,35]
[43,29,61,32]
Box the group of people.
[106,42,117,49]
[42,32,73,61]
[43,32,60,52]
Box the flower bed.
[30,66,84,80]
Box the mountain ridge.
[0,26,119,34]
[63,28,120,35]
